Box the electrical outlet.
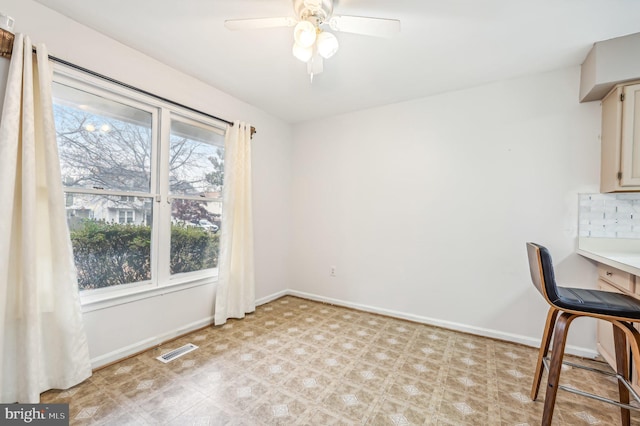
[330,265,336,277]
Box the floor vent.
[156,343,198,363]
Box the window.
[118,210,135,224]
[51,69,226,300]
[169,117,224,275]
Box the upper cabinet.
[601,81,640,192]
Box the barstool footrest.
[542,356,640,411]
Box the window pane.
[170,199,221,275]
[118,210,135,224]
[169,119,224,196]
[66,193,153,290]
[52,82,153,193]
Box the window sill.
[80,272,219,313]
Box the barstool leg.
[532,307,560,400]
[613,324,631,426]
[542,312,575,426]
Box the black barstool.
[527,242,640,425]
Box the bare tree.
[55,105,223,195]
[56,106,152,192]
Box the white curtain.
[214,121,255,325]
[0,34,92,403]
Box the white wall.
[1,1,603,365]
[290,66,602,354]
[1,0,292,367]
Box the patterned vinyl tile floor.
[41,296,640,425]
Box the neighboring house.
[102,196,152,225]
[65,193,152,228]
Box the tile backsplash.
[579,193,640,239]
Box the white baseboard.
[256,289,289,306]
[285,289,599,359]
[90,315,215,369]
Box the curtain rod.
[0,28,256,137]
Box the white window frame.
[52,64,228,312]
[118,210,135,224]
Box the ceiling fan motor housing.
[294,0,333,23]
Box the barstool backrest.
[527,242,560,305]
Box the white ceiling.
[33,0,640,123]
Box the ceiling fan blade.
[224,17,297,31]
[328,16,400,37]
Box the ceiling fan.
[224,0,401,81]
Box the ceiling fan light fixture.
[224,0,400,80]
[292,42,314,62]
[316,31,339,59]
[293,20,317,48]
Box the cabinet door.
[634,323,640,395]
[601,86,624,192]
[597,277,640,392]
[621,83,640,187]
[596,279,620,369]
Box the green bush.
[70,219,219,290]
[170,225,219,274]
